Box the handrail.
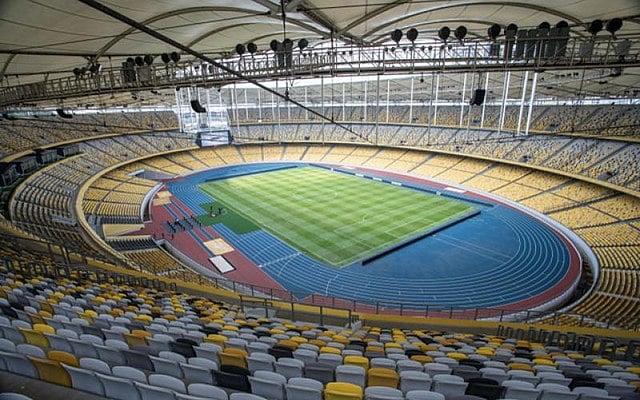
[1,231,637,332]
[1,34,639,106]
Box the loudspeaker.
[56,109,73,119]
[469,89,486,106]
[190,100,207,113]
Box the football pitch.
[199,166,476,267]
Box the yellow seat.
[367,367,399,388]
[410,355,434,364]
[366,346,385,354]
[627,367,640,374]
[325,382,364,400]
[204,334,228,347]
[384,342,402,349]
[33,323,55,335]
[48,350,79,367]
[28,356,72,387]
[593,358,613,366]
[20,328,50,349]
[219,348,248,369]
[509,363,534,372]
[277,339,299,350]
[124,330,150,347]
[344,355,369,371]
[309,339,326,348]
[447,352,468,361]
[533,358,556,366]
[320,346,341,355]
[290,336,308,344]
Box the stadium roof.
[0,0,639,103]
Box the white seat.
[424,363,452,378]
[96,373,141,400]
[572,386,619,400]
[94,344,127,365]
[149,373,187,393]
[229,394,267,400]
[405,390,446,400]
[180,362,214,384]
[318,353,343,369]
[62,364,105,396]
[596,378,637,397]
[134,381,177,400]
[151,355,184,378]
[247,342,271,354]
[44,334,72,352]
[285,377,323,400]
[432,374,468,399]
[538,372,571,386]
[247,352,276,373]
[336,364,366,387]
[397,360,423,373]
[508,370,540,386]
[293,349,318,365]
[248,370,287,400]
[194,344,221,364]
[68,338,98,358]
[112,365,147,383]
[16,344,45,358]
[274,357,304,379]
[365,386,404,400]
[480,367,509,384]
[537,383,580,400]
[79,357,111,374]
[502,380,541,400]
[371,358,397,370]
[400,370,432,394]
[187,383,229,400]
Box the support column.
[342,83,346,121]
[385,79,390,123]
[257,88,262,121]
[427,72,435,144]
[498,71,511,134]
[375,74,380,145]
[517,71,529,134]
[481,73,489,128]
[363,80,368,122]
[459,73,467,127]
[244,89,249,120]
[409,76,415,124]
[433,74,440,126]
[525,72,538,135]
[304,87,308,120]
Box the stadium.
[0,0,638,399]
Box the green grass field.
[198,167,476,267]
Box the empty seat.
[538,383,580,400]
[325,382,364,400]
[247,352,276,373]
[502,379,540,400]
[213,365,251,392]
[149,373,187,393]
[364,386,404,400]
[573,386,619,400]
[62,364,105,396]
[405,390,446,400]
[465,377,504,400]
[368,367,400,388]
[400,371,433,393]
[134,381,177,400]
[337,364,367,387]
[275,357,304,379]
[432,374,469,399]
[304,362,335,384]
[285,377,324,400]
[96,373,141,400]
[425,363,452,378]
[187,383,228,400]
[249,370,287,400]
[28,356,71,387]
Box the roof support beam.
[78,0,368,142]
[338,0,409,36]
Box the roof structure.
[0,0,639,104]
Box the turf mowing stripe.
[199,166,476,267]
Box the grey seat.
[336,364,366,387]
[94,344,127,365]
[285,377,324,400]
[79,357,111,374]
[304,362,335,384]
[16,344,45,359]
[149,373,187,393]
[112,365,147,383]
[293,349,318,365]
[432,374,469,399]
[572,386,619,400]
[274,357,304,379]
[134,381,177,400]
[406,391,446,400]
[180,361,215,384]
[502,379,540,400]
[187,383,229,400]
[151,355,184,378]
[0,351,37,378]
[397,359,424,373]
[537,383,580,400]
[96,373,141,400]
[400,370,432,394]
[247,352,276,373]
[365,386,404,400]
[229,394,268,400]
[62,364,105,396]
[248,370,287,400]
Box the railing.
[1,229,639,330]
[1,34,639,106]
